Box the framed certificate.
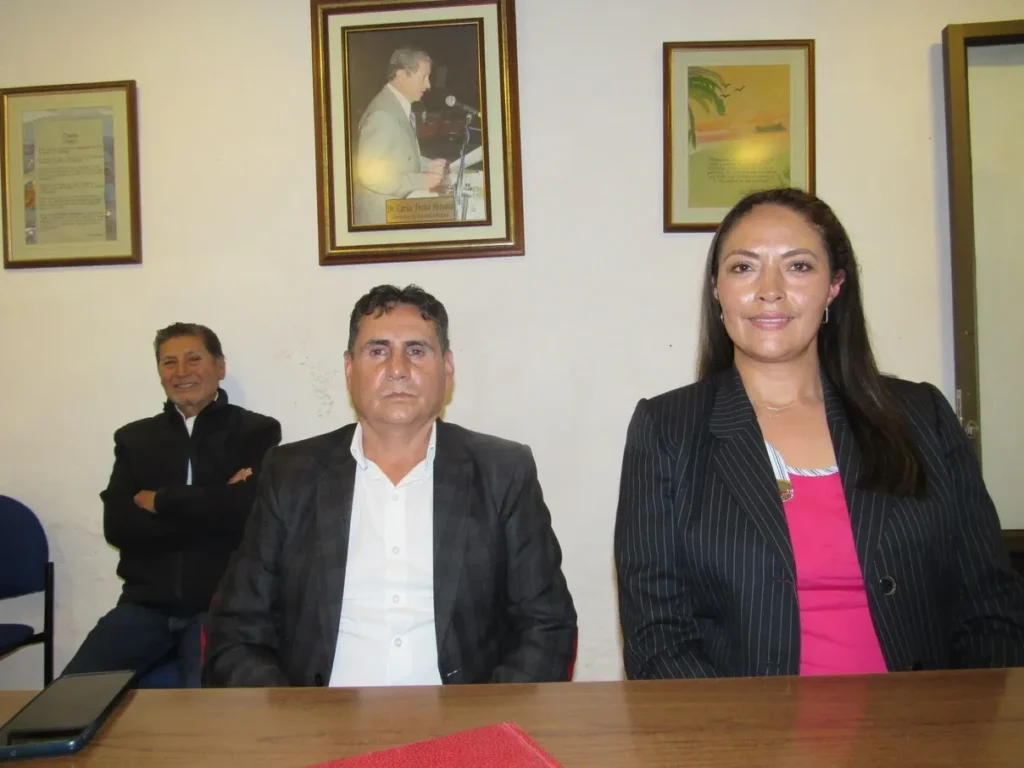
[1,80,142,269]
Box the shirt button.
[880,576,897,596]
[392,546,400,555]
[392,595,400,604]
[391,492,399,501]
[394,638,402,647]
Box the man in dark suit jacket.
[353,48,447,226]
[203,285,576,687]
[63,323,281,687]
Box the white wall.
[2,0,1022,689]
[968,42,1024,528]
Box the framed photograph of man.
[311,0,525,265]
[663,40,815,232]
[1,80,142,269]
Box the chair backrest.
[0,495,49,599]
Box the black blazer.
[615,367,1024,679]
[203,420,577,687]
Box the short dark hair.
[387,48,431,81]
[347,285,450,354]
[153,323,224,361]
[697,187,926,498]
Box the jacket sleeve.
[152,417,282,545]
[489,446,578,683]
[102,430,191,551]
[615,398,719,679]
[925,384,1024,667]
[202,448,290,687]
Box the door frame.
[941,19,1024,553]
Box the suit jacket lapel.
[432,421,473,653]
[314,427,357,664]
[823,380,890,578]
[709,368,796,580]
[383,86,417,143]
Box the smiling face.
[344,302,453,434]
[157,334,225,418]
[714,204,845,367]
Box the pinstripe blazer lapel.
[432,421,473,653]
[314,431,357,664]
[823,380,892,578]
[709,368,796,580]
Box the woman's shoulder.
[880,375,955,438]
[882,375,944,411]
[630,375,723,440]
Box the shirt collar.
[386,83,413,119]
[175,390,219,422]
[350,420,437,471]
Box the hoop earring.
[720,312,724,322]
[823,306,830,324]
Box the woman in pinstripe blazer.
[615,188,1024,679]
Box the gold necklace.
[758,401,799,421]
[756,396,822,421]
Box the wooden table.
[2,669,1023,766]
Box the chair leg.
[44,562,54,686]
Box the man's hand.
[228,467,253,485]
[134,490,157,512]
[423,169,444,191]
[423,158,447,191]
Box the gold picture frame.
[1,80,142,269]
[663,40,815,232]
[311,0,525,265]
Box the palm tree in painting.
[687,66,728,150]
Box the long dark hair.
[697,188,926,498]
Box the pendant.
[777,479,794,503]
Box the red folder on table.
[307,722,562,767]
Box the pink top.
[783,472,888,676]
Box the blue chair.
[0,495,54,685]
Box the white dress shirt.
[329,422,441,687]
[175,391,216,485]
[179,412,196,485]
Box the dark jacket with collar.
[615,367,1024,679]
[202,420,578,687]
[101,389,281,616]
